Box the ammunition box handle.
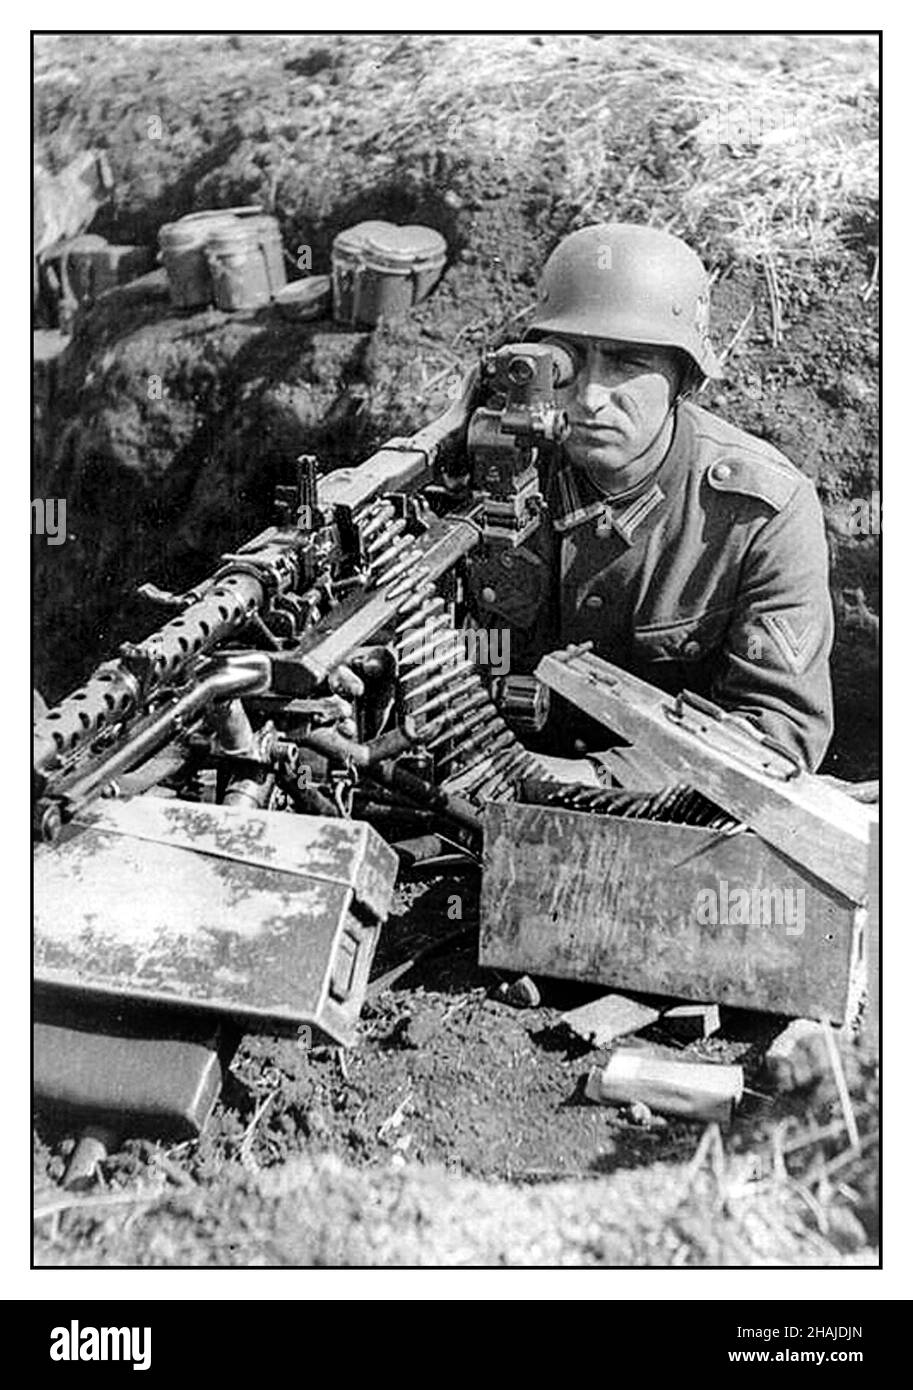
[669,690,803,782]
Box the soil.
[32,866,879,1266]
[32,34,880,1265]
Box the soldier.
[469,222,834,774]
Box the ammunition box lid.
[33,799,398,1034]
[53,797,399,919]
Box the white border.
[10,9,901,1305]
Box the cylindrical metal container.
[332,221,447,326]
[206,213,286,311]
[159,214,235,309]
[331,221,395,325]
[585,1049,744,1125]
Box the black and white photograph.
[30,27,882,1289]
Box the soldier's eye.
[597,347,647,371]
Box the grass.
[34,33,878,272]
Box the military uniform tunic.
[467,401,834,771]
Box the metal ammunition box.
[479,802,864,1024]
[33,797,399,1047]
[33,995,225,1138]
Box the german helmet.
[528,222,722,380]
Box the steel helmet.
[528,222,722,380]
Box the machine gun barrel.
[33,561,291,781]
[46,654,271,833]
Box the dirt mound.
[33,1149,877,1268]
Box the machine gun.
[33,340,576,844]
[32,341,574,1174]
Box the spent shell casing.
[496,752,539,795]
[430,696,496,745]
[449,701,504,742]
[450,726,514,776]
[591,789,628,811]
[473,772,507,803]
[477,739,526,781]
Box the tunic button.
[682,639,701,659]
[713,462,732,481]
[584,594,604,610]
[481,586,497,604]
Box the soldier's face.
[555,338,682,486]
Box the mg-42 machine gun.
[32,341,577,1179]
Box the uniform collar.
[551,406,693,542]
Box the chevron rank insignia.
[759,611,818,673]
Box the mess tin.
[332,220,447,326]
[159,207,286,311]
[206,213,286,311]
